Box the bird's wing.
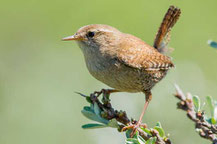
[116,34,174,71]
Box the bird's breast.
[83,54,143,92]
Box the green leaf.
[214,106,217,120]
[206,96,214,117]
[193,95,200,112]
[154,122,165,137]
[125,129,138,138]
[107,119,119,128]
[125,138,139,144]
[137,135,146,144]
[93,102,101,116]
[140,128,152,136]
[205,117,212,124]
[81,108,109,124]
[90,103,94,111]
[75,91,88,97]
[155,122,162,128]
[83,106,94,113]
[86,97,92,103]
[145,137,157,144]
[154,126,165,138]
[211,117,216,124]
[126,130,132,138]
[97,117,109,125]
[82,123,107,129]
[208,40,217,48]
[81,108,99,121]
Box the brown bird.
[63,6,181,133]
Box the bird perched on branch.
[63,5,181,135]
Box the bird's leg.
[122,90,152,137]
[93,89,119,97]
[137,90,152,126]
[91,89,119,102]
[101,89,119,98]
[101,89,119,105]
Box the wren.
[63,5,181,135]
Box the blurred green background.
[0,0,217,143]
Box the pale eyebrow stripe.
[97,29,114,33]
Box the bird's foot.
[90,89,111,107]
[122,122,147,137]
[92,89,119,104]
[92,89,110,97]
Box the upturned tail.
[153,5,181,53]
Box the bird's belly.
[85,58,165,92]
[88,65,142,92]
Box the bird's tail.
[153,5,181,54]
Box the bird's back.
[116,33,174,71]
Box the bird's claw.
[92,89,108,97]
[121,122,147,137]
[91,89,113,103]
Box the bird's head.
[62,24,121,53]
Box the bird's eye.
[87,31,95,38]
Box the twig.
[80,91,172,144]
[174,84,217,143]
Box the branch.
[174,84,217,143]
[78,91,172,144]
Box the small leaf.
[211,117,216,124]
[214,105,217,120]
[154,122,165,137]
[97,117,109,125]
[154,126,165,138]
[126,130,132,138]
[125,129,138,138]
[125,138,139,144]
[81,108,109,124]
[146,137,157,144]
[86,97,92,103]
[205,117,212,124]
[81,109,99,122]
[137,135,146,144]
[75,91,88,97]
[208,40,217,48]
[83,106,94,113]
[206,96,214,117]
[107,119,119,128]
[155,122,162,128]
[82,123,107,129]
[140,128,152,136]
[193,95,200,112]
[93,102,101,116]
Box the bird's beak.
[62,34,84,41]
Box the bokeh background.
[1,0,217,143]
